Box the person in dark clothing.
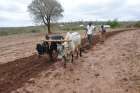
[100,25,106,43]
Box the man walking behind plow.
[85,22,95,48]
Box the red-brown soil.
[0,33,45,64]
[0,29,140,93]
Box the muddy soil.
[0,29,140,93]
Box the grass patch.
[0,24,85,36]
[0,26,45,36]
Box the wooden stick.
[41,40,71,42]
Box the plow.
[36,34,73,66]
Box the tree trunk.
[47,22,51,33]
[46,16,51,33]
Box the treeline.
[58,20,140,28]
[0,20,140,36]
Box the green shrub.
[107,20,120,28]
[134,21,140,27]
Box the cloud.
[59,0,140,21]
[0,0,33,27]
[0,0,140,27]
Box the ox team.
[36,32,82,67]
[36,22,106,67]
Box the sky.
[0,0,140,27]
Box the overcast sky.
[0,0,140,27]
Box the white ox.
[63,32,82,66]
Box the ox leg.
[63,56,67,68]
[76,48,79,58]
[80,48,82,57]
[51,49,58,62]
[77,51,79,58]
[71,54,74,63]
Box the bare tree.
[28,0,64,33]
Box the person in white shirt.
[85,22,95,48]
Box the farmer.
[100,25,106,43]
[85,22,95,48]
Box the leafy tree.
[28,0,64,33]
